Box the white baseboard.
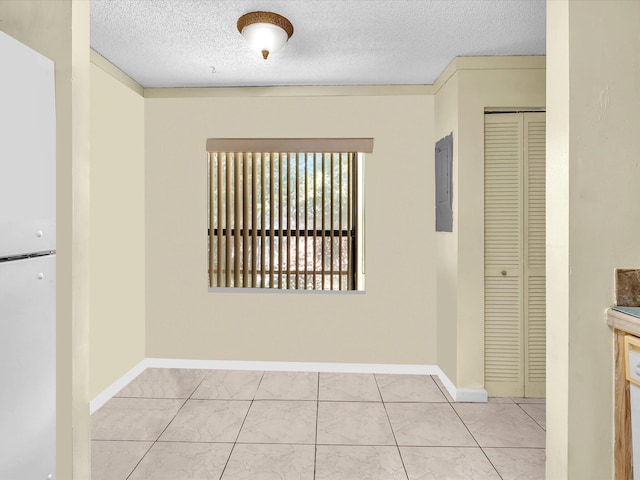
[145,358,441,375]
[454,388,489,403]
[90,359,488,413]
[90,359,149,414]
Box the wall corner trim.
[89,359,489,413]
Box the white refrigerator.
[0,31,56,480]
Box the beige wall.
[0,1,90,478]
[435,72,459,383]
[144,60,545,386]
[145,94,437,364]
[434,58,546,390]
[547,1,640,478]
[90,61,145,399]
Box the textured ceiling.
[90,0,546,88]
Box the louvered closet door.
[523,113,546,397]
[484,114,525,397]
[484,112,546,398]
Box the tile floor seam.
[451,405,504,480]
[398,445,494,449]
[127,370,217,459]
[482,446,546,450]
[233,441,319,446]
[93,439,151,443]
[119,442,155,480]
[218,371,265,480]
[431,376,452,403]
[151,439,236,444]
[449,404,481,448]
[380,400,451,404]
[114,396,342,403]
[373,373,410,480]
[316,442,490,448]
[478,446,506,480]
[515,401,546,432]
[188,371,210,399]
[249,398,318,402]
[124,396,190,480]
[449,402,505,480]
[115,395,189,400]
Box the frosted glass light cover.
[241,23,289,59]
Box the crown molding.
[433,55,546,94]
[143,84,435,98]
[90,49,144,96]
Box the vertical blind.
[208,151,361,290]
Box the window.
[206,139,372,291]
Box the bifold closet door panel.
[484,114,525,397]
[524,112,546,397]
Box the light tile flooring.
[91,369,546,480]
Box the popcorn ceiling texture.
[90,0,545,88]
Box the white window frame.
[206,138,372,292]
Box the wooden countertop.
[608,308,640,336]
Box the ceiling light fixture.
[237,11,294,60]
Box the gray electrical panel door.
[435,133,453,232]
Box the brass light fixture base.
[237,11,294,39]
